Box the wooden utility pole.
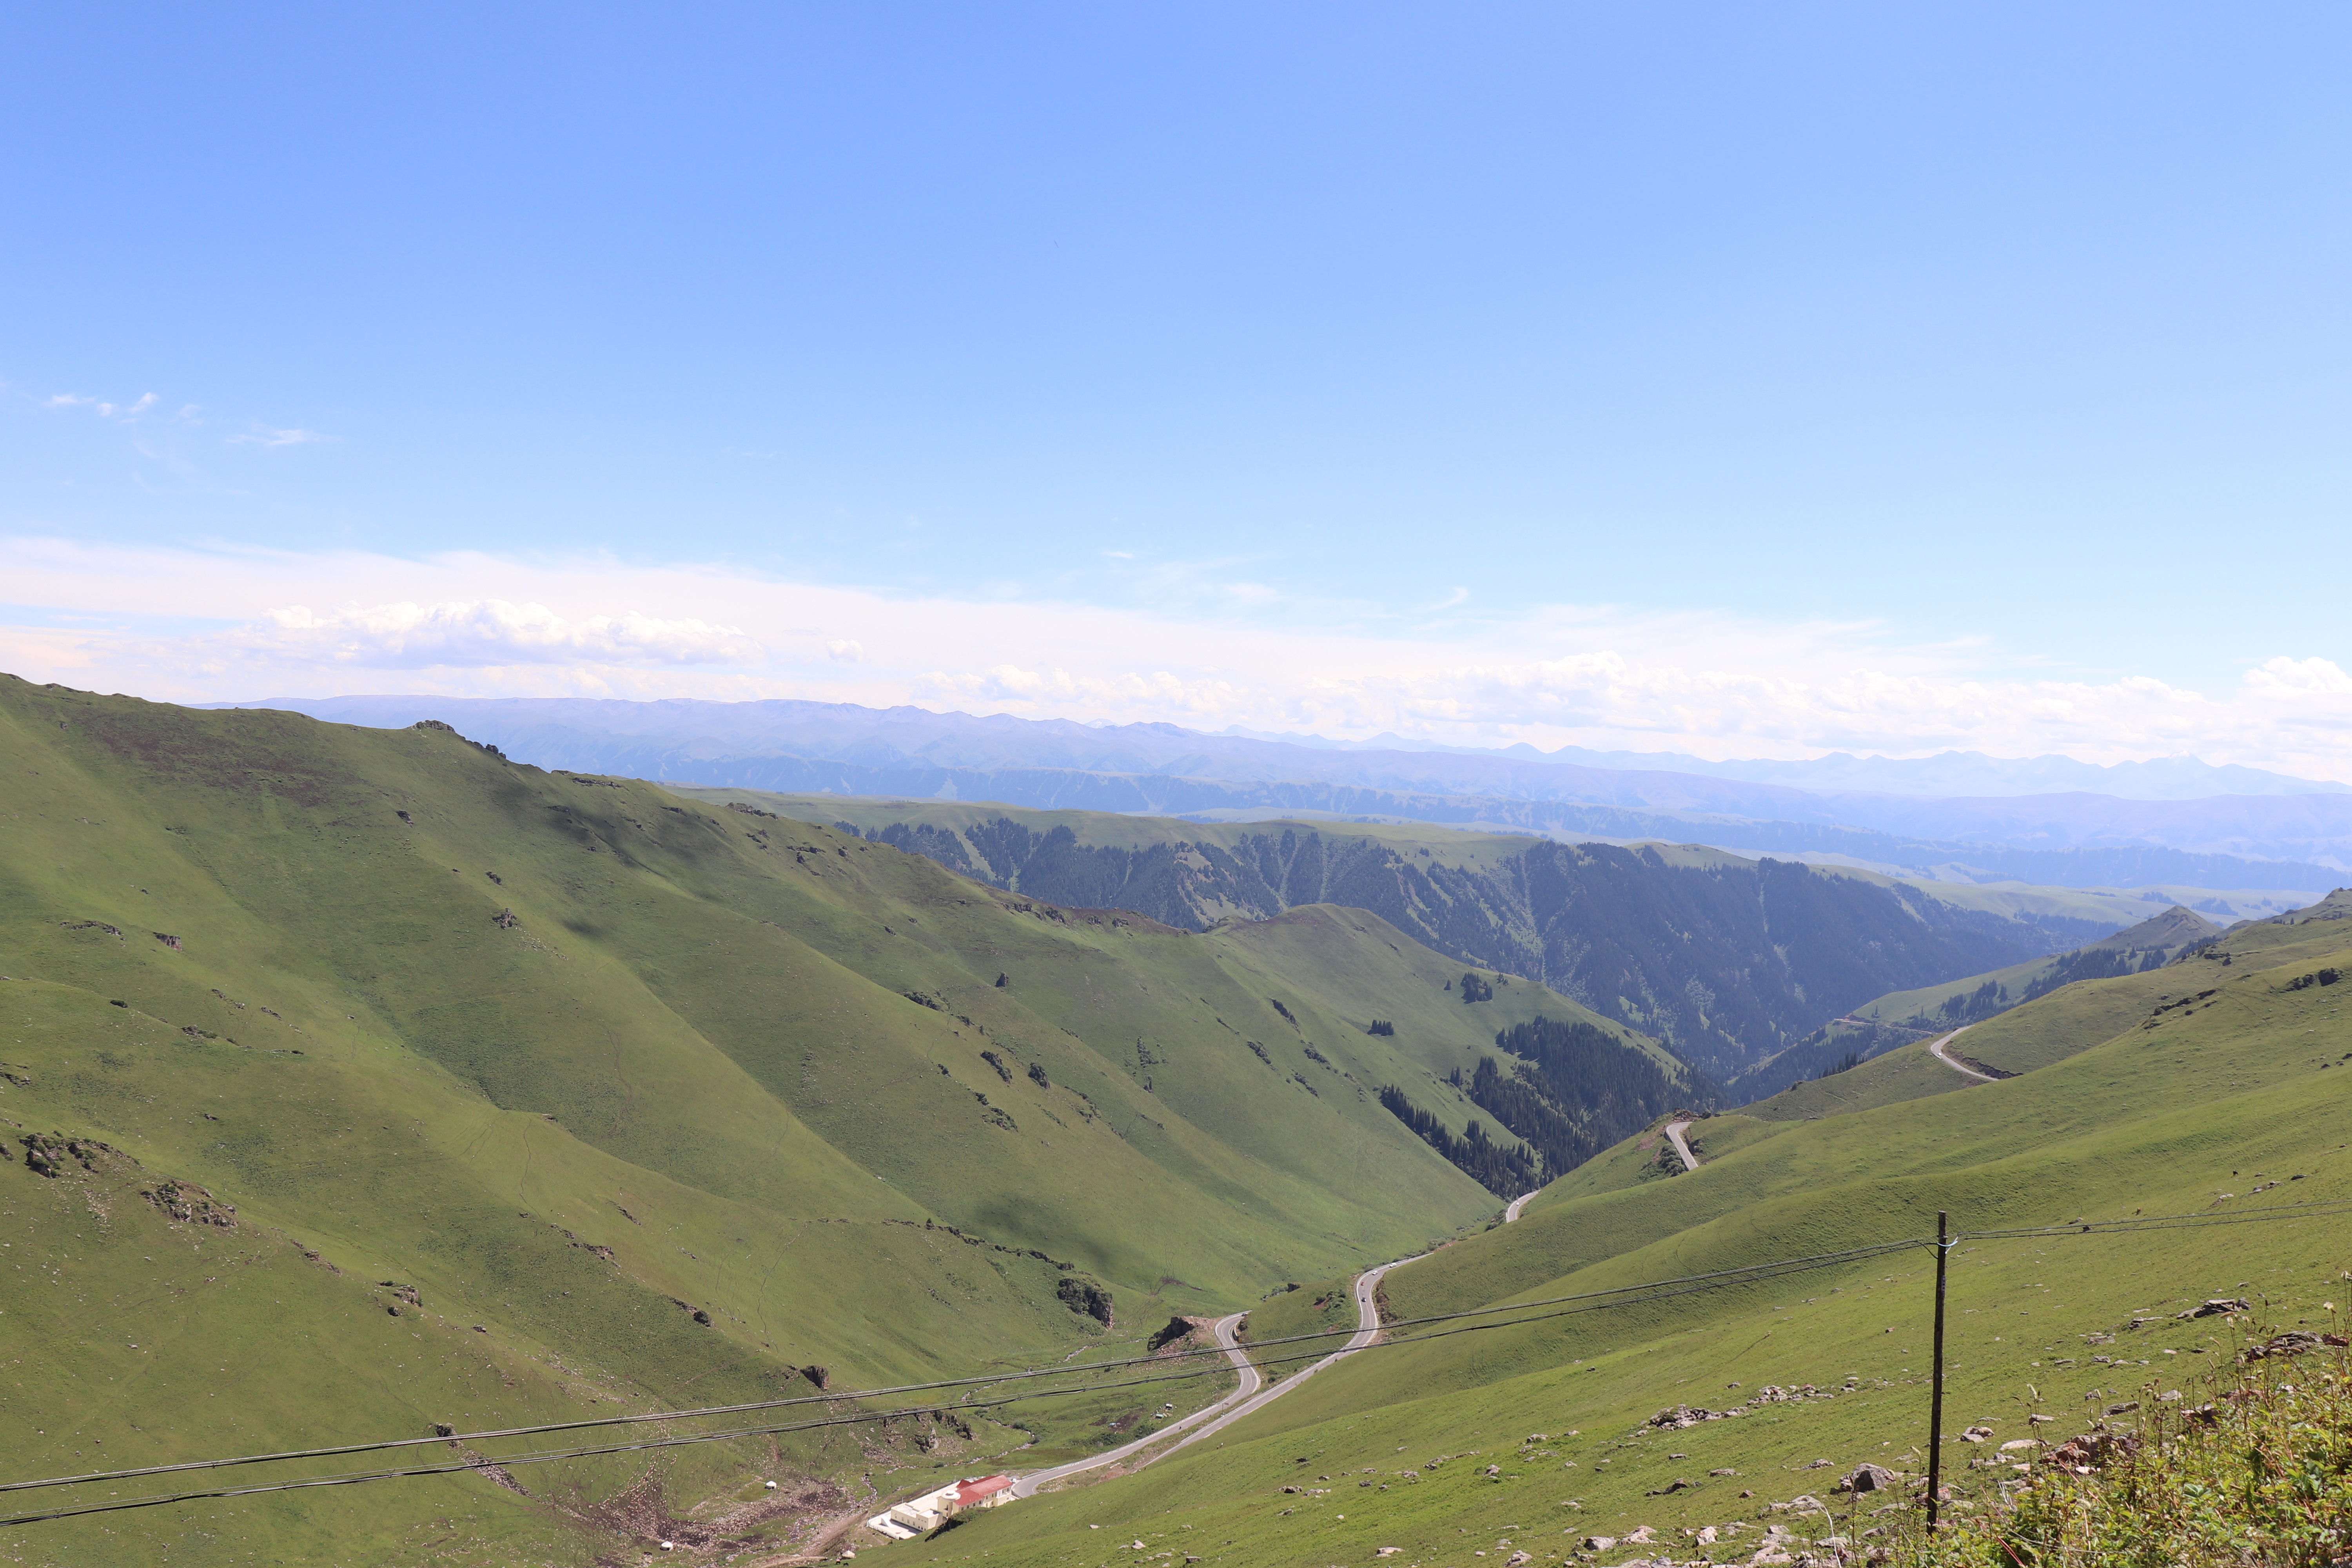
[1926,1209,1951,1528]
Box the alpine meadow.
[4,677,2349,1567]
[8,9,2352,1566]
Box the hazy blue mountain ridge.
[211,695,2351,886]
[1217,730,2344,798]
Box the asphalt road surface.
[1013,1177,1550,1496]
[1927,1027,1998,1082]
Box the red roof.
[953,1475,1014,1506]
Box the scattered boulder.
[1960,1425,1996,1443]
[1644,1404,1722,1430]
[2242,1330,2345,1361]
[21,1132,119,1178]
[145,1180,236,1228]
[1762,1494,1828,1518]
[1838,1463,1898,1494]
[2181,1297,2249,1319]
[2043,1429,2139,1474]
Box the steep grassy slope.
[0,678,1685,1565]
[871,899,2352,1568]
[1735,905,2228,1098]
[1855,905,2222,1029]
[1741,899,2347,1122]
[677,791,2127,1080]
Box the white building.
[864,1474,1017,1540]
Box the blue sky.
[5,4,2350,774]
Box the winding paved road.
[1011,1180,1548,1497]
[1927,1026,1998,1083]
[1145,1251,1427,1463]
[1661,1117,1700,1172]
[1008,1311,1259,1497]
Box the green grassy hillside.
[0,678,1688,1565]
[1736,904,2229,1099]
[873,897,2352,1568]
[671,790,2134,1082]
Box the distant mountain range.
[209,695,2352,889]
[1218,729,2348,800]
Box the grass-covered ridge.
[673,789,2135,1081]
[0,677,1687,1564]
[1738,904,2229,1098]
[873,894,2351,1568]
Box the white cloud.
[229,425,330,448]
[230,600,762,668]
[0,536,2345,780]
[46,392,157,419]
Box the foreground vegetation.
[1890,1333,2352,1566]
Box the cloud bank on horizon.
[4,537,2347,782]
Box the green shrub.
[1887,1336,2352,1566]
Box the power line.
[0,1236,1929,1523]
[0,1235,1929,1501]
[12,1194,2339,1531]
